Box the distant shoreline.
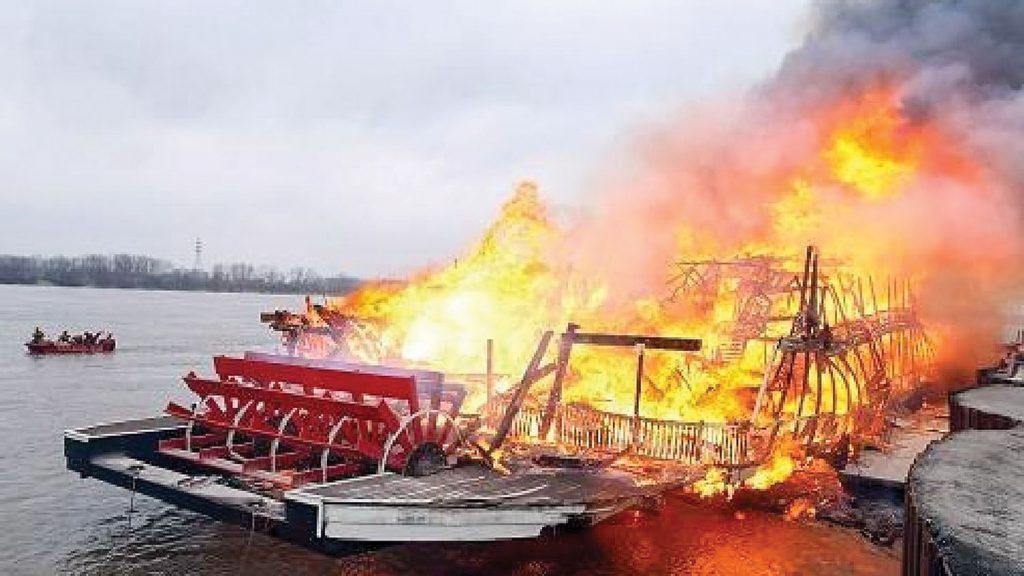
[0,280,356,297]
[0,254,361,297]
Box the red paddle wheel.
[159,354,467,487]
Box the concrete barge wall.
[903,386,1024,576]
[949,386,1024,432]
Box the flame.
[293,83,987,489]
[744,441,798,491]
[693,467,730,499]
[823,89,921,201]
[784,498,817,521]
[323,182,606,401]
[690,440,798,500]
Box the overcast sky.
[0,0,810,277]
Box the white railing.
[480,398,762,468]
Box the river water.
[0,285,898,575]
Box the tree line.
[0,254,360,295]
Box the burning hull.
[63,240,938,546]
[26,340,115,355]
[63,250,936,548]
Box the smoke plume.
[578,0,1024,371]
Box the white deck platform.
[285,463,673,542]
[66,416,697,545]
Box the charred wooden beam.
[538,324,579,439]
[486,330,556,457]
[570,332,702,351]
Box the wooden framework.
[483,246,935,470]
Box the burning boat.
[65,348,697,543]
[60,48,999,546]
[64,244,937,545]
[56,0,1024,560]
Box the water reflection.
[56,494,897,575]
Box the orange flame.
[306,84,991,489]
[824,89,922,201]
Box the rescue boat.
[25,338,115,355]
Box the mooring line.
[235,499,266,576]
[94,464,145,576]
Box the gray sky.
[0,0,809,277]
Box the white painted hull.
[319,503,586,541]
[284,468,656,543]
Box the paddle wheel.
[159,354,468,487]
[751,246,935,457]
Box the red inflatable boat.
[25,338,116,355]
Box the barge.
[64,247,943,548]
[64,346,705,547]
[64,414,696,546]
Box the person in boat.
[31,327,45,344]
[72,334,83,345]
[58,330,71,343]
